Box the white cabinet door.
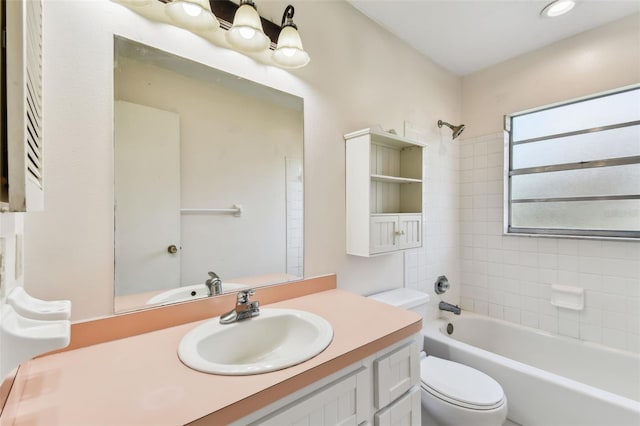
[397,215,421,250]
[370,215,422,254]
[370,216,398,254]
[373,342,420,409]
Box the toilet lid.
[420,356,505,409]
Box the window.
[505,86,640,239]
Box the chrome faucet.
[205,272,223,296]
[439,301,461,315]
[220,289,260,324]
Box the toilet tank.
[368,288,430,328]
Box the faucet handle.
[237,289,255,305]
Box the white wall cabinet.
[345,129,425,256]
[232,336,421,426]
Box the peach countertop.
[1,289,421,426]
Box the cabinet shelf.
[371,174,422,184]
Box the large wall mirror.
[113,37,304,312]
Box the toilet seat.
[420,356,505,411]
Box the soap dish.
[7,287,71,320]
[550,285,584,311]
[1,305,70,379]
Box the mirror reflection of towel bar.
[181,204,242,217]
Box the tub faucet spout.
[439,301,461,315]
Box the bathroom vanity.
[0,275,422,425]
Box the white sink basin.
[146,282,248,305]
[178,308,333,375]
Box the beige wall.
[459,14,640,351]
[25,0,461,320]
[462,13,640,139]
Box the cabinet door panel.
[374,342,419,409]
[370,216,398,254]
[398,216,422,250]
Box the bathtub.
[423,312,640,426]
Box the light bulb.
[165,0,219,31]
[273,24,310,68]
[181,2,202,17]
[226,2,269,52]
[541,0,576,17]
[282,47,296,57]
[238,27,256,40]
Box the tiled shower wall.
[459,132,640,353]
[405,132,461,319]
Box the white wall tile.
[456,132,640,353]
[539,314,558,334]
[489,303,504,319]
[601,241,640,260]
[580,307,603,325]
[504,307,521,324]
[602,328,627,351]
[580,323,603,344]
[578,240,603,258]
[460,297,474,311]
[602,276,630,296]
[521,311,539,328]
[474,300,489,315]
[579,273,602,292]
[557,255,578,271]
[487,153,502,168]
[627,333,639,353]
[520,295,538,312]
[557,239,578,256]
[537,238,558,254]
[538,253,557,269]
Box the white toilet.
[368,288,507,426]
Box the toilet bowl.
[368,288,507,426]
[420,354,507,426]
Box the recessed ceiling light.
[540,0,576,17]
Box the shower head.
[437,120,465,140]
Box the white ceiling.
[348,0,640,76]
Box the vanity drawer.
[374,387,420,426]
[373,341,419,409]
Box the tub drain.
[446,323,454,335]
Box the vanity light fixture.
[115,0,311,69]
[272,5,310,69]
[165,0,219,31]
[226,0,270,52]
[540,0,576,17]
